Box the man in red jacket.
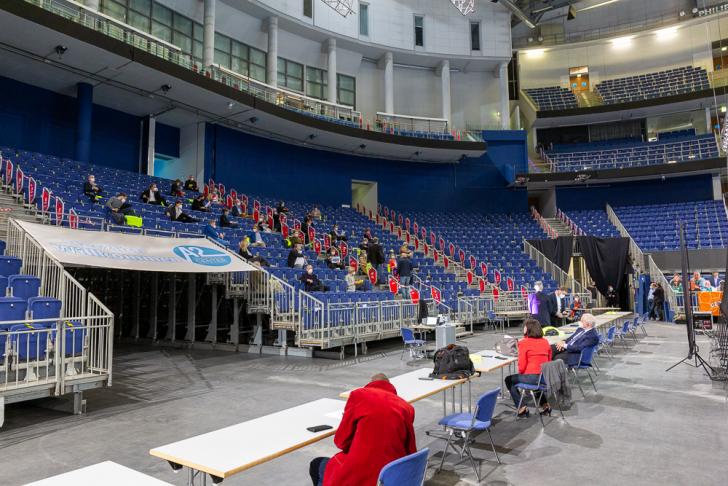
[309,374,417,486]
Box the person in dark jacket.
[219,208,238,228]
[287,243,306,268]
[326,247,345,270]
[330,224,347,242]
[529,281,553,327]
[551,313,599,366]
[367,237,385,269]
[653,283,665,321]
[238,238,269,266]
[170,179,185,197]
[299,264,328,292]
[183,175,198,192]
[140,183,167,206]
[203,220,228,246]
[191,194,210,212]
[166,200,198,223]
[83,174,103,202]
[396,247,414,287]
[301,216,313,245]
[606,285,618,308]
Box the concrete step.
[544,218,573,237]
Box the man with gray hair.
[551,313,599,366]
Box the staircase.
[0,192,43,239]
[576,90,603,108]
[544,217,573,237]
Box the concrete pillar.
[437,60,451,127]
[712,174,722,200]
[514,104,521,130]
[379,52,394,114]
[326,39,337,104]
[203,0,216,67]
[266,17,278,86]
[705,106,713,132]
[74,82,93,163]
[83,0,100,10]
[498,61,510,129]
[145,116,156,176]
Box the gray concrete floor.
[2,322,727,486]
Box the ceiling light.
[611,36,633,49]
[578,0,620,12]
[526,49,545,58]
[655,27,678,40]
[722,47,727,52]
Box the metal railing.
[2,219,114,399]
[556,208,585,236]
[523,239,585,295]
[530,206,557,238]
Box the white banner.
[16,221,257,273]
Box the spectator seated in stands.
[183,175,198,192]
[231,197,245,217]
[299,264,329,292]
[192,194,210,212]
[287,243,306,269]
[358,237,369,254]
[105,192,134,225]
[238,238,269,267]
[204,220,228,246]
[309,373,416,486]
[326,247,345,270]
[569,295,584,321]
[301,215,314,245]
[209,191,220,204]
[170,179,185,197]
[283,230,303,249]
[140,183,167,206]
[551,313,599,365]
[345,265,365,292]
[309,205,321,220]
[504,318,552,418]
[219,208,238,228]
[249,223,266,248]
[330,223,347,242]
[83,174,103,202]
[276,200,289,217]
[166,200,198,223]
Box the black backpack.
[430,344,474,379]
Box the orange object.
[697,291,723,316]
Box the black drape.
[527,236,573,272]
[577,236,631,298]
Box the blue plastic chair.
[436,387,501,481]
[400,327,425,360]
[377,448,429,486]
[569,345,598,397]
[486,310,504,333]
[8,275,41,301]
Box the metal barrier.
[1,219,114,408]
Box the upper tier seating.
[614,200,728,251]
[546,134,718,172]
[563,210,620,237]
[595,66,710,105]
[524,86,579,111]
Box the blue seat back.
[474,387,501,424]
[8,275,41,300]
[579,345,597,366]
[10,323,50,360]
[606,325,616,340]
[401,327,415,342]
[0,297,27,325]
[0,240,5,255]
[64,321,87,356]
[377,448,429,486]
[0,275,7,296]
[0,256,22,276]
[28,297,62,321]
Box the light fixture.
[227,101,234,109]
[611,36,633,49]
[578,0,620,12]
[320,0,354,17]
[655,26,678,41]
[525,49,545,58]
[721,106,727,113]
[722,47,727,52]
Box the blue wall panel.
[556,174,714,210]
[482,130,529,183]
[0,76,179,172]
[204,124,527,213]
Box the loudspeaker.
[567,5,577,20]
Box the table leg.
[442,389,446,417]
[451,385,455,413]
[460,382,463,413]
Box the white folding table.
[149,398,345,485]
[470,350,518,397]
[25,461,172,486]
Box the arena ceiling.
[502,1,582,27]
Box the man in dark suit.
[550,287,568,325]
[708,272,721,290]
[530,281,553,327]
[552,313,599,366]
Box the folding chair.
[377,448,429,486]
[400,327,425,360]
[569,345,598,398]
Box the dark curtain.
[527,237,573,272]
[577,236,632,298]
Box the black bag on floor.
[430,344,474,379]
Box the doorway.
[569,66,590,93]
[351,180,378,214]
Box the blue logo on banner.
[173,245,231,267]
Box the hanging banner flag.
[444,256,450,269]
[398,214,403,227]
[225,195,233,209]
[4,158,13,185]
[230,189,238,201]
[368,209,373,219]
[69,208,79,230]
[266,206,273,219]
[439,237,445,251]
[423,242,429,256]
[521,286,528,300]
[294,219,301,231]
[42,187,51,212]
[479,278,486,293]
[279,212,287,225]
[480,262,488,277]
[413,221,418,236]
[55,197,64,226]
[448,242,455,257]
[208,178,215,190]
[458,249,465,265]
[339,242,348,258]
[388,275,399,294]
[15,166,24,193]
[267,212,274,230]
[405,217,411,232]
[241,194,248,208]
[203,184,209,197]
[253,199,261,211]
[469,255,477,271]
[409,287,420,304]
[414,237,419,251]
[252,207,259,223]
[433,251,440,263]
[405,232,411,244]
[430,231,436,246]
[494,270,502,285]
[368,267,377,285]
[507,277,514,291]
[324,234,331,250]
[308,226,316,243]
[421,227,426,240]
[218,183,225,196]
[397,227,403,238]
[493,287,500,300]
[466,270,474,285]
[377,203,382,214]
[28,177,36,203]
[313,239,322,255]
[430,286,442,304]
[281,222,289,239]
[389,221,394,232]
[349,256,358,272]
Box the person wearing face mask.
[504,318,552,418]
[287,243,307,269]
[551,313,599,366]
[550,287,567,325]
[299,264,329,292]
[84,174,103,202]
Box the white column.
[203,0,216,67]
[498,61,510,129]
[326,39,337,104]
[437,60,451,127]
[514,104,521,130]
[706,106,713,132]
[83,0,100,9]
[266,17,278,87]
[379,52,394,114]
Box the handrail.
[530,206,557,239]
[523,238,585,295]
[556,208,584,236]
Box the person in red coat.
[309,374,417,486]
[504,318,552,417]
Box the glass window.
[414,15,424,47]
[128,10,150,32]
[359,3,369,36]
[151,3,172,26]
[231,41,248,59]
[303,0,313,18]
[193,22,204,41]
[101,0,127,22]
[151,21,172,41]
[278,58,304,92]
[337,74,356,107]
[193,40,203,60]
[470,22,480,51]
[214,33,230,53]
[306,67,327,100]
[129,0,151,15]
[174,13,192,36]
[173,31,192,53]
[214,49,231,67]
